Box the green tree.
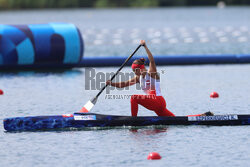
[95,0,116,8]
[129,0,159,7]
[1,0,250,9]
[78,0,95,7]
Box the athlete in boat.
[107,40,175,117]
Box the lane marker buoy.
[147,152,162,160]
[0,89,4,95]
[210,92,219,98]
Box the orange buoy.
[0,89,3,95]
[210,92,219,98]
[147,152,162,160]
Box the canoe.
[3,113,250,132]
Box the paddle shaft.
[94,44,142,100]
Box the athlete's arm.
[140,40,159,79]
[106,76,138,88]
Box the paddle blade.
[79,100,95,113]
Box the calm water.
[1,7,250,167]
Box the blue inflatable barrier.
[78,54,250,67]
[0,23,83,70]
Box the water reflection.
[128,127,168,150]
[129,127,168,136]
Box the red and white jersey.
[139,72,162,96]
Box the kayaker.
[106,40,175,117]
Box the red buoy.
[147,152,162,160]
[0,89,3,95]
[210,92,219,98]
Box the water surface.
[1,7,250,167]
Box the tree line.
[0,0,250,9]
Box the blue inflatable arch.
[0,23,84,70]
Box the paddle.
[79,44,142,113]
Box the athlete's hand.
[106,80,112,85]
[140,40,146,46]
